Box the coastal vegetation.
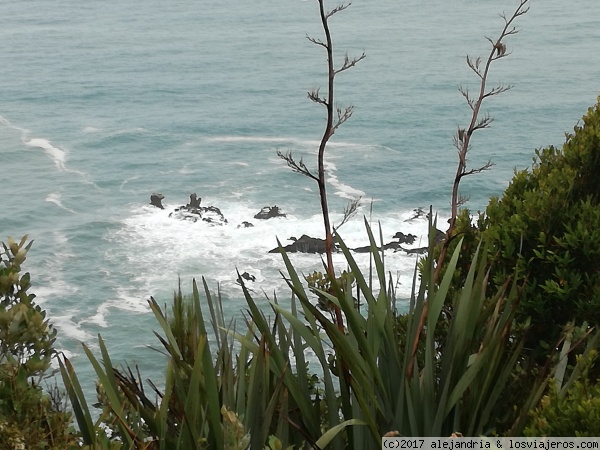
[2,0,600,449]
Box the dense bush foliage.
[0,237,77,449]
[525,350,600,437]
[444,97,600,350]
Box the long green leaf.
[315,419,366,448]
[58,356,96,445]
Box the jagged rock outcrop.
[186,193,201,208]
[404,207,429,222]
[169,204,227,225]
[161,192,227,225]
[237,272,256,283]
[150,193,165,209]
[392,231,417,245]
[269,235,330,254]
[254,205,286,220]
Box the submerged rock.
[353,230,418,253]
[254,205,286,220]
[402,246,428,255]
[352,241,404,253]
[237,221,254,229]
[169,204,228,225]
[269,235,330,254]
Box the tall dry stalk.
[410,0,530,377]
[278,0,365,330]
[434,0,530,281]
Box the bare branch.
[332,105,354,132]
[307,88,328,106]
[326,3,350,19]
[463,160,495,177]
[466,55,483,79]
[334,52,366,75]
[459,86,477,111]
[472,114,494,132]
[482,84,513,99]
[334,196,362,230]
[457,194,469,208]
[306,34,327,48]
[276,150,318,181]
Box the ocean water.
[1,0,599,386]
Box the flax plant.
[274,217,525,443]
[60,279,360,449]
[60,219,600,448]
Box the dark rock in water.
[269,235,329,254]
[392,231,417,245]
[150,193,165,209]
[435,229,446,243]
[186,193,201,208]
[402,246,428,255]
[352,229,440,254]
[404,207,429,222]
[237,221,254,229]
[353,241,405,253]
[353,231,416,253]
[254,205,286,220]
[169,204,228,225]
[238,271,256,283]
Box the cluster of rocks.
[254,205,286,220]
[165,193,228,225]
[150,194,444,256]
[351,230,418,254]
[150,193,288,228]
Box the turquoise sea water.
[1,0,599,386]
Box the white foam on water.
[103,200,446,324]
[33,230,78,305]
[0,116,103,190]
[25,138,67,171]
[206,136,302,144]
[50,311,95,342]
[45,192,78,214]
[0,117,68,172]
[205,135,365,150]
[119,175,141,193]
[83,287,152,329]
[324,160,367,201]
[85,303,110,328]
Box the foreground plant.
[61,278,361,449]
[61,218,595,449]
[0,237,77,449]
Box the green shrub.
[0,237,77,449]
[442,97,600,351]
[525,350,600,437]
